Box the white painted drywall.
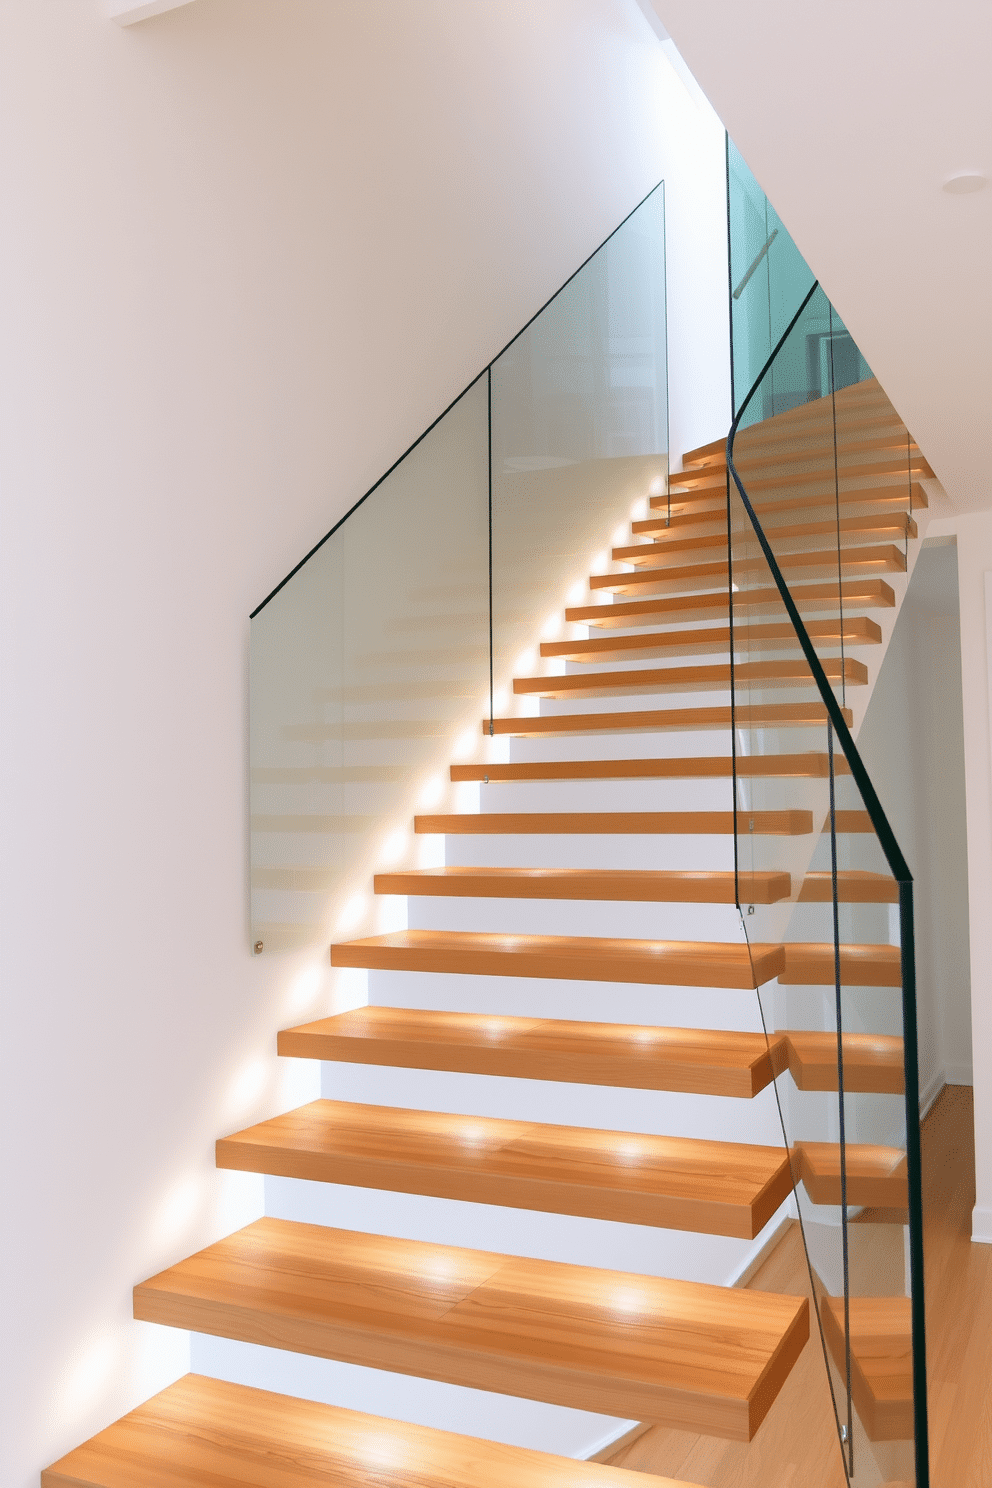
[645,0,992,517]
[0,2,729,1481]
[856,541,973,1113]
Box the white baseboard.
[918,1070,946,1117]
[972,1206,992,1245]
[583,1420,650,1463]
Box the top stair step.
[132,1218,810,1441]
[42,1373,702,1488]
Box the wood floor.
[604,1085,989,1488]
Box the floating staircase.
[46,378,927,1485]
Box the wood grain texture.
[792,1141,908,1207]
[512,657,867,699]
[633,482,927,536]
[485,701,853,736]
[278,1007,785,1098]
[798,870,898,902]
[374,866,792,904]
[414,810,813,836]
[779,941,902,987]
[782,1031,905,1094]
[41,1373,701,1488]
[132,1219,809,1441]
[216,1099,793,1238]
[541,619,881,664]
[667,453,929,496]
[329,929,785,989]
[821,1295,913,1441]
[565,578,895,628]
[451,754,850,783]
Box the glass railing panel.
[489,184,668,721]
[728,275,929,1483]
[249,377,490,952]
[727,136,815,416]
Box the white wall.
[856,541,973,1112]
[0,2,729,1482]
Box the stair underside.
[279,1008,905,1099]
[217,1098,793,1238]
[41,1374,698,1488]
[132,1218,810,1441]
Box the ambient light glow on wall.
[107,0,196,25]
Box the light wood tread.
[217,1099,793,1238]
[798,869,898,902]
[540,618,881,663]
[132,1218,810,1441]
[779,941,901,987]
[792,1141,908,1207]
[616,511,916,563]
[635,481,927,536]
[780,1031,905,1094]
[451,754,851,783]
[565,579,895,628]
[414,810,814,836]
[682,428,920,471]
[821,1296,913,1441]
[589,545,906,595]
[375,866,792,903]
[41,1373,700,1488]
[485,701,854,736]
[512,657,867,698]
[668,452,930,495]
[278,1007,787,1098]
[330,929,785,988]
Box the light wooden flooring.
[604,1084,989,1487]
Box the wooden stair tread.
[485,701,854,736]
[452,754,851,782]
[798,869,898,902]
[540,618,881,663]
[513,657,866,698]
[331,929,785,988]
[616,511,915,563]
[217,1098,792,1238]
[566,580,895,628]
[375,866,791,903]
[821,1296,913,1441]
[779,941,902,987]
[682,430,920,472]
[278,1007,786,1098]
[793,1141,908,1207]
[415,810,813,836]
[782,1031,905,1094]
[42,1373,697,1488]
[590,544,906,596]
[668,452,929,495]
[132,1218,809,1441]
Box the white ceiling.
[646,0,992,513]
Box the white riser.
[367,968,764,1031]
[443,832,736,870]
[321,1061,782,1146]
[263,1174,786,1282]
[405,896,743,941]
[474,777,732,811]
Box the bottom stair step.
[133,1219,810,1441]
[41,1373,703,1488]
